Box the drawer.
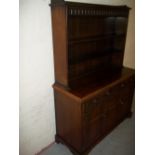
[118,96,132,118]
[83,76,134,122]
[84,96,106,122]
[84,93,108,121]
[83,91,118,122]
[106,103,120,130]
[110,77,134,97]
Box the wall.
[20,0,55,155]
[19,0,134,155]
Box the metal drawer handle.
[121,83,125,88]
[103,114,107,118]
[93,99,97,103]
[106,91,110,96]
[120,99,124,105]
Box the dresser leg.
[55,135,61,144]
[55,135,89,155]
[127,111,133,118]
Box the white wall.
[20,0,134,155]
[20,0,55,155]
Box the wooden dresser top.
[53,67,134,99]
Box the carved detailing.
[68,7,129,17]
[50,0,65,6]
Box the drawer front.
[83,76,134,122]
[109,77,134,98]
[118,88,134,119]
[102,95,132,133]
[102,95,121,131]
[84,94,108,122]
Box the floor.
[40,115,135,155]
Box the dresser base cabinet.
[53,67,134,155]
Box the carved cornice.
[49,0,130,17]
[49,0,65,7]
[68,6,129,17]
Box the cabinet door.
[117,77,135,119]
[118,89,134,119]
[82,96,105,149]
[83,118,102,149]
[107,102,120,131]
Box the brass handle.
[93,99,97,103]
[103,114,107,118]
[85,113,89,120]
[106,91,110,96]
[120,99,124,105]
[121,83,125,88]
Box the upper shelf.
[50,0,130,17]
[51,1,131,89]
[68,33,126,44]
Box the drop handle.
[93,99,97,103]
[121,83,125,88]
[105,91,110,96]
[120,99,124,105]
[85,113,89,120]
[103,114,107,118]
[93,99,100,107]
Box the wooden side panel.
[53,87,82,151]
[51,5,68,86]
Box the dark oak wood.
[50,1,134,154]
